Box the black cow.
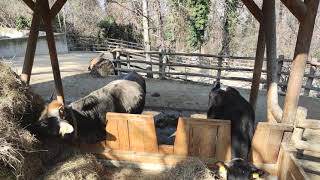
[32,71,146,143]
[207,82,264,179]
[207,82,255,160]
[214,158,265,180]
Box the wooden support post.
[21,0,40,85]
[263,0,282,123]
[249,25,265,110]
[126,53,131,69]
[116,51,121,75]
[277,55,284,84]
[158,49,164,79]
[282,0,320,123]
[39,0,65,104]
[303,65,316,96]
[216,57,223,82]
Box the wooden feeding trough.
[79,112,295,177]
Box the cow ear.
[215,161,228,179]
[58,105,65,119]
[212,81,220,90]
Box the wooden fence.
[65,36,320,96]
[110,48,320,96]
[67,35,144,51]
[278,107,320,179]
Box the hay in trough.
[144,159,219,180]
[42,153,104,180]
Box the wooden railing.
[110,48,320,96]
[67,35,144,51]
[278,107,320,179]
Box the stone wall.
[0,33,68,58]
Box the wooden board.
[106,113,158,153]
[251,122,293,164]
[82,113,300,176]
[277,143,309,180]
[216,124,231,161]
[173,117,190,155]
[174,117,231,160]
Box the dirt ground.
[5,52,320,121]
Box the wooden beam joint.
[50,0,67,18]
[241,0,264,23]
[280,0,307,22]
[22,0,35,11]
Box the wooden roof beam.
[50,0,67,18]
[241,0,263,23]
[280,0,307,22]
[22,0,35,11]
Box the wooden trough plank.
[106,114,120,149]
[106,113,158,153]
[251,122,293,164]
[278,143,309,180]
[128,120,144,151]
[117,119,130,150]
[216,124,231,161]
[189,126,217,158]
[143,118,158,153]
[251,123,270,163]
[174,117,190,156]
[199,126,217,158]
[158,145,174,154]
[266,129,285,163]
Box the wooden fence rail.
[65,36,320,96]
[109,48,320,96]
[67,35,144,51]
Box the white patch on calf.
[59,120,74,136]
[47,108,60,118]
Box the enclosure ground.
[6,52,320,121]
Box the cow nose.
[59,120,74,137]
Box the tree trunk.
[156,0,165,48]
[142,0,152,77]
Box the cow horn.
[49,91,55,101]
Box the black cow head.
[208,81,226,118]
[209,81,224,106]
[214,158,266,180]
[32,100,74,138]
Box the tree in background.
[186,0,210,51]
[220,0,239,56]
